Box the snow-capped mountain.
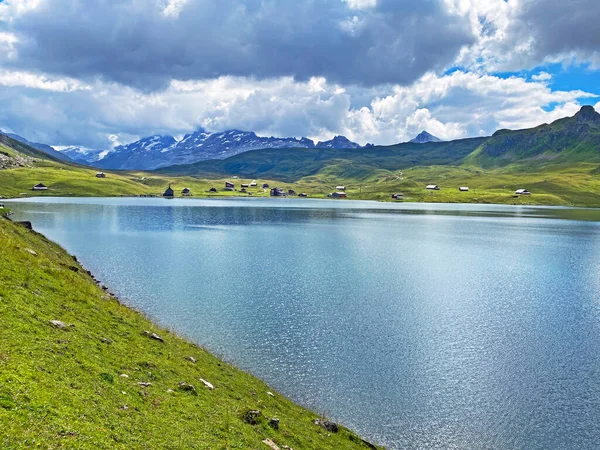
[60,147,109,164]
[95,135,177,170]
[409,131,442,144]
[90,129,362,170]
[316,136,361,149]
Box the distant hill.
[0,131,72,162]
[158,137,487,181]
[410,131,442,144]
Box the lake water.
[7,197,600,449]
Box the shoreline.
[5,193,600,212]
[0,215,382,449]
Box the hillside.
[158,137,487,181]
[0,135,269,199]
[0,132,73,162]
[466,105,600,167]
[0,216,379,449]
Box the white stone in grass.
[199,378,214,390]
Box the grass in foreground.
[0,217,380,449]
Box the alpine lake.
[7,197,600,449]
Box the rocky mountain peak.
[575,105,600,124]
[409,131,442,144]
[315,136,361,149]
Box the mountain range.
[0,127,367,171]
[3,106,599,175]
[92,130,364,170]
[159,106,600,180]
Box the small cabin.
[163,184,174,198]
[426,185,440,191]
[262,183,270,189]
[392,193,404,199]
[95,172,106,178]
[298,193,308,197]
[181,187,191,196]
[332,192,347,199]
[336,186,346,191]
[209,187,217,193]
[515,189,531,195]
[32,183,48,191]
[459,187,469,192]
[241,183,250,188]
[225,181,235,188]
[288,189,296,196]
[240,188,247,193]
[250,181,257,187]
[270,188,287,197]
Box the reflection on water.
[7,197,600,450]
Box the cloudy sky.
[0,0,599,149]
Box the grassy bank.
[0,217,379,449]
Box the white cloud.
[161,0,189,18]
[0,70,91,92]
[532,72,552,82]
[344,0,377,10]
[0,70,594,150]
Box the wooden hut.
[32,183,48,191]
[426,185,440,190]
[95,172,106,178]
[270,187,287,197]
[163,184,174,198]
[459,187,469,192]
[181,187,191,196]
[332,192,347,199]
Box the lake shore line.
[0,215,382,449]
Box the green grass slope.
[465,105,600,168]
[0,217,380,450]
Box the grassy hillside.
[0,217,380,449]
[157,138,487,182]
[465,105,600,168]
[0,136,293,200]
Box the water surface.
[7,197,600,449]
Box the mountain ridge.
[90,130,363,170]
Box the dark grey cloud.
[4,0,475,90]
[511,0,600,65]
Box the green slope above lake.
[0,216,380,450]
